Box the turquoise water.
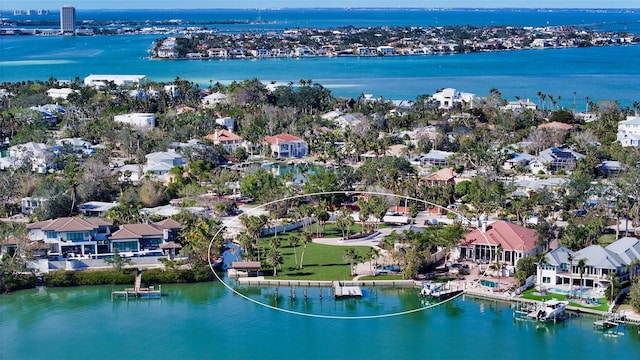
[1,281,638,359]
[1,10,640,106]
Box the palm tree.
[336,208,354,240]
[567,253,574,297]
[298,231,312,269]
[535,250,549,292]
[266,248,283,276]
[625,259,640,283]
[289,235,300,268]
[344,247,358,277]
[577,258,588,299]
[367,247,381,275]
[494,245,503,291]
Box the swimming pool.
[480,279,498,288]
[548,287,593,298]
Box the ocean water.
[0,282,638,360]
[1,9,639,106]
[0,32,638,107]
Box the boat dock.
[111,270,162,301]
[333,281,363,298]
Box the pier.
[333,281,363,298]
[111,270,162,301]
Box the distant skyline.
[1,1,639,10]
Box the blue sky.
[1,1,638,10]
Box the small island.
[149,24,639,59]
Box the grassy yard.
[261,240,371,281]
[597,233,617,246]
[520,288,609,312]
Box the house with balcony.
[207,48,228,58]
[27,217,112,258]
[455,220,541,266]
[431,88,475,110]
[205,129,244,154]
[537,237,640,291]
[108,219,182,255]
[264,133,308,158]
[4,142,57,173]
[617,116,640,147]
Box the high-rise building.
[60,5,75,35]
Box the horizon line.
[10,7,640,11]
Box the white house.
[215,116,236,131]
[55,138,96,157]
[431,88,475,110]
[6,142,57,173]
[202,92,228,105]
[46,87,79,100]
[377,46,396,55]
[617,116,640,147]
[502,98,537,111]
[84,74,146,88]
[264,133,308,158]
[538,237,640,291]
[529,147,585,174]
[114,113,155,129]
[27,217,112,258]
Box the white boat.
[420,283,442,297]
[420,282,463,300]
[536,299,568,321]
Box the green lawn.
[520,288,609,312]
[263,242,372,280]
[597,234,617,246]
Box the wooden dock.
[111,271,162,301]
[333,281,363,298]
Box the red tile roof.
[461,220,538,252]
[264,133,304,145]
[27,217,110,232]
[205,129,243,143]
[426,168,457,182]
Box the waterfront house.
[204,129,244,154]
[617,116,640,147]
[27,217,112,258]
[538,237,640,291]
[108,220,182,255]
[264,133,309,158]
[207,48,228,58]
[114,112,155,129]
[455,220,541,266]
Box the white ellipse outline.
[208,190,496,319]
